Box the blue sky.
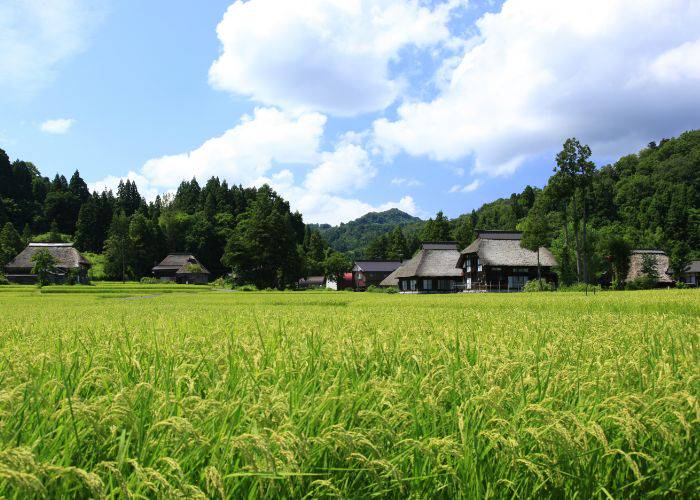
[2,0,699,224]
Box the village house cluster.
[3,230,696,290]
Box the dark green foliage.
[520,202,552,288]
[221,185,303,289]
[310,208,423,259]
[103,212,134,281]
[420,210,451,242]
[30,249,57,286]
[324,251,352,284]
[640,253,660,282]
[0,222,24,268]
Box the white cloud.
[141,107,326,190]
[262,168,421,224]
[88,171,162,202]
[90,107,418,224]
[448,179,481,193]
[40,118,75,134]
[391,177,422,187]
[0,0,103,96]
[304,143,376,195]
[209,0,465,115]
[374,0,700,175]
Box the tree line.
[0,148,342,288]
[363,131,699,286]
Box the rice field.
[0,284,697,498]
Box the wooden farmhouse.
[152,253,210,284]
[352,261,402,289]
[378,265,403,288]
[393,242,463,293]
[679,260,699,287]
[456,231,558,291]
[4,243,91,284]
[625,249,674,286]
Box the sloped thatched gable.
[4,243,91,284]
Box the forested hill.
[308,208,424,257]
[316,130,700,265]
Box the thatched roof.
[394,243,462,279]
[298,276,325,287]
[5,243,91,271]
[153,253,210,274]
[626,249,674,283]
[457,231,557,268]
[353,261,402,272]
[379,266,402,287]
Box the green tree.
[386,226,408,261]
[74,199,100,252]
[640,253,659,282]
[669,241,692,282]
[520,203,552,289]
[600,235,631,288]
[451,217,475,250]
[365,234,388,260]
[554,138,596,283]
[0,222,24,268]
[221,185,302,289]
[324,251,352,284]
[421,211,451,242]
[104,212,134,282]
[31,249,57,286]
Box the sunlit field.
[0,285,697,498]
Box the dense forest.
[1,130,698,286]
[359,131,699,285]
[0,150,335,288]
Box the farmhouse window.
[466,278,472,289]
[477,258,482,272]
[508,275,528,290]
[410,279,417,291]
[423,279,433,290]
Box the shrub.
[557,283,602,293]
[675,281,688,289]
[366,285,400,294]
[625,276,656,290]
[140,277,161,284]
[523,279,554,292]
[0,274,9,285]
[234,284,259,292]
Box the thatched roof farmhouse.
[393,242,462,293]
[152,253,210,284]
[456,231,558,291]
[4,243,91,284]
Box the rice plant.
[0,285,697,497]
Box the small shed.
[4,243,91,284]
[625,249,674,286]
[152,253,210,284]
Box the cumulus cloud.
[374,0,700,175]
[259,167,421,224]
[304,143,376,195]
[141,107,326,190]
[448,179,481,193]
[209,0,465,115]
[0,0,103,96]
[40,118,75,134]
[391,177,422,187]
[90,107,419,224]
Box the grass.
[0,285,697,497]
